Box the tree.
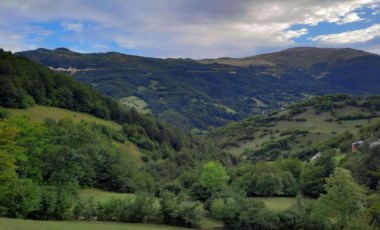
[313,168,366,229]
[199,161,229,194]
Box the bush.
[277,198,327,230]
[211,196,277,230]
[97,194,159,223]
[0,179,41,218]
[160,192,202,228]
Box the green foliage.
[97,194,159,224]
[343,145,380,189]
[210,196,277,230]
[0,179,41,218]
[313,168,367,229]
[160,192,202,228]
[276,158,304,182]
[277,196,326,230]
[230,162,298,197]
[199,162,229,194]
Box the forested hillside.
[17,47,380,131]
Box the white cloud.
[0,29,37,52]
[61,21,84,33]
[337,12,363,24]
[0,0,379,57]
[114,35,140,49]
[310,24,380,43]
[277,28,309,42]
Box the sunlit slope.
[5,105,122,130]
[209,95,380,157]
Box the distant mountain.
[16,47,380,130]
[199,47,373,68]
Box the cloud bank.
[0,0,379,58]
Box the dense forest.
[2,49,380,229]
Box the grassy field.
[253,197,297,211]
[119,96,151,114]
[213,105,380,156]
[0,218,187,230]
[200,216,223,229]
[5,105,122,130]
[78,189,135,203]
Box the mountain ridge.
[198,47,377,68]
[16,47,380,130]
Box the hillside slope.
[17,47,380,130]
[0,49,230,175]
[208,94,380,160]
[199,47,373,68]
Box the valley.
[1,49,380,230]
[17,47,380,130]
[3,1,380,229]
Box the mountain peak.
[54,47,72,52]
[280,47,319,52]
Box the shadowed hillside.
[17,47,380,130]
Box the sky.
[0,0,380,58]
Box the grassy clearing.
[119,96,151,114]
[0,218,187,230]
[5,105,121,130]
[253,197,297,211]
[112,141,144,165]
[213,103,237,114]
[78,189,135,203]
[200,216,224,229]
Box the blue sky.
[0,0,379,58]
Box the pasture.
[218,106,380,156]
[0,218,187,230]
[253,197,297,211]
[5,105,122,130]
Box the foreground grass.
[6,105,122,130]
[0,218,187,230]
[253,197,297,210]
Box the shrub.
[160,192,202,228]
